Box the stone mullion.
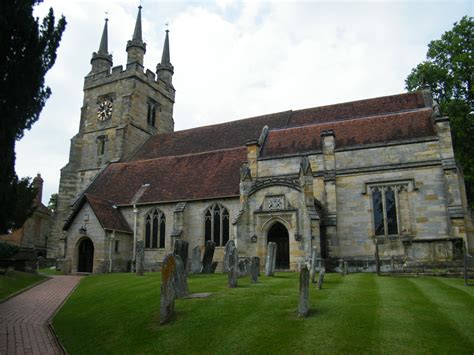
[381,187,388,237]
[394,185,401,236]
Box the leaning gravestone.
[190,246,202,274]
[174,255,189,298]
[298,265,310,317]
[223,240,235,273]
[250,256,260,283]
[160,254,176,325]
[173,240,189,269]
[238,258,251,277]
[317,268,326,290]
[201,241,216,273]
[310,247,317,283]
[210,261,218,274]
[227,243,238,288]
[265,242,277,276]
[136,240,145,276]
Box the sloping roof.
[87,147,247,205]
[63,194,132,233]
[78,91,436,212]
[261,108,436,157]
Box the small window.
[144,208,166,249]
[114,240,120,253]
[96,135,107,156]
[204,204,230,246]
[147,100,158,127]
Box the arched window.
[204,204,229,246]
[145,209,166,249]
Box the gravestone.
[174,255,189,298]
[238,258,251,277]
[343,261,349,276]
[136,240,145,276]
[223,240,235,273]
[160,254,176,325]
[298,265,310,317]
[173,240,189,269]
[250,256,260,283]
[310,247,317,283]
[201,241,216,273]
[317,268,325,290]
[190,246,202,274]
[227,243,238,288]
[265,242,277,276]
[210,261,218,273]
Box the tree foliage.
[0,241,20,259]
[0,1,66,233]
[48,193,58,214]
[406,15,473,206]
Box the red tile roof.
[63,195,132,233]
[261,108,436,157]
[86,147,247,205]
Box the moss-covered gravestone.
[160,254,176,325]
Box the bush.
[0,241,20,258]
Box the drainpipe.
[132,205,138,272]
[109,230,115,273]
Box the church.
[49,7,472,274]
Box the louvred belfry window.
[145,209,166,249]
[204,204,230,246]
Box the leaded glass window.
[144,209,166,249]
[371,185,405,236]
[204,204,230,246]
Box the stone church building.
[50,7,472,274]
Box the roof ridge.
[271,107,432,133]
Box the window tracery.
[204,204,229,246]
[145,209,166,249]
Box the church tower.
[49,7,176,259]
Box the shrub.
[0,241,20,258]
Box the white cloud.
[15,0,471,204]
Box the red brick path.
[0,275,82,355]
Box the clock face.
[97,99,113,121]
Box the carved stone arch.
[74,236,94,273]
[261,216,291,236]
[248,177,301,197]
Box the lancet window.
[145,209,166,249]
[204,204,229,246]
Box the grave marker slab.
[201,241,216,274]
[250,257,260,283]
[298,265,310,317]
[160,254,176,325]
[173,240,189,269]
[265,242,277,276]
[190,246,202,274]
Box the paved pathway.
[0,275,82,355]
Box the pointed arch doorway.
[77,238,94,273]
[267,222,290,269]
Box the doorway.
[267,222,290,269]
[78,238,94,272]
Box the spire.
[157,29,174,84]
[126,5,146,66]
[90,18,113,74]
[132,5,143,41]
[161,30,171,65]
[98,18,109,54]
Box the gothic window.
[96,135,107,156]
[147,99,158,127]
[204,204,229,246]
[145,209,166,249]
[370,184,411,237]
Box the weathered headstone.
[190,246,202,274]
[317,268,325,290]
[298,265,310,317]
[343,261,349,276]
[227,243,238,288]
[136,240,145,276]
[265,242,277,276]
[238,258,251,277]
[174,255,189,298]
[310,247,317,283]
[223,240,235,273]
[173,239,189,269]
[201,240,216,273]
[210,261,218,273]
[160,254,176,325]
[250,256,260,283]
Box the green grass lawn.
[54,272,474,354]
[0,270,47,301]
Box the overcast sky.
[16,0,472,205]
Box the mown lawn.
[0,270,47,301]
[54,272,474,354]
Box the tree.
[0,1,66,233]
[48,193,58,214]
[406,15,473,206]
